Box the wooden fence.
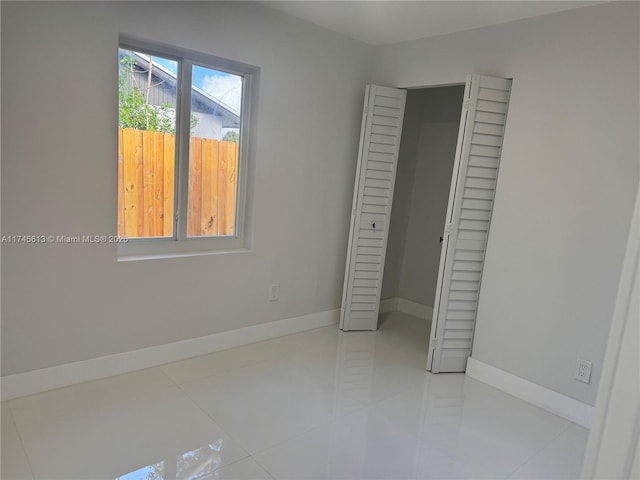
[118,128,238,238]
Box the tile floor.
[2,312,589,480]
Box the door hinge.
[430,338,440,351]
[463,98,470,111]
[444,223,452,236]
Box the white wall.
[373,1,639,405]
[191,112,223,141]
[1,2,373,376]
[581,188,639,479]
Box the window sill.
[117,246,252,262]
[117,234,251,262]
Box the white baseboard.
[379,297,433,320]
[1,309,339,401]
[379,297,398,314]
[396,298,433,320]
[466,357,594,428]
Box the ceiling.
[263,1,600,46]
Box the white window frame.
[117,35,258,261]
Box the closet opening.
[340,75,511,373]
[379,85,464,357]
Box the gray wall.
[1,2,374,376]
[382,87,463,306]
[373,1,639,405]
[381,93,421,301]
[399,121,459,305]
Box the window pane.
[118,48,177,238]
[187,65,242,237]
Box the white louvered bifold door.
[340,85,407,331]
[427,74,512,372]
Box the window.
[117,38,257,259]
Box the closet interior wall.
[381,86,464,312]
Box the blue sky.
[154,56,242,112]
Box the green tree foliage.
[222,130,239,143]
[119,86,176,133]
[119,52,197,134]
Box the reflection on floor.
[2,311,588,479]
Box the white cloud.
[201,74,242,113]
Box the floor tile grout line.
[163,343,328,397]
[247,410,335,457]
[211,454,276,479]
[503,422,571,479]
[158,326,339,389]
[230,367,402,458]
[164,369,254,464]
[249,453,279,480]
[247,377,430,460]
[164,349,302,390]
[3,404,37,479]
[248,370,433,458]
[159,352,290,387]
[6,365,184,419]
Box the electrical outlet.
[575,359,592,384]
[269,284,279,302]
